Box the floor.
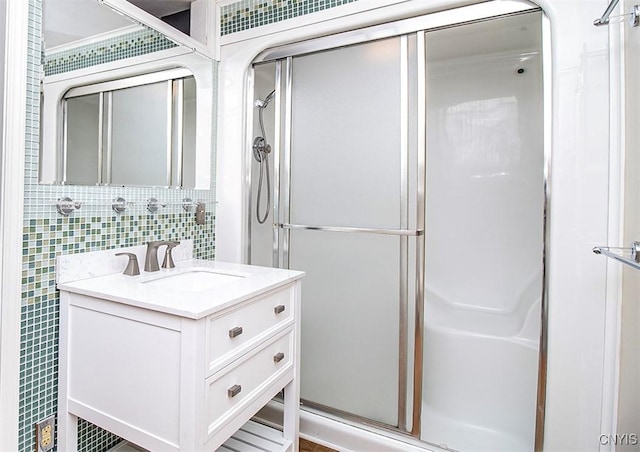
[300,438,338,452]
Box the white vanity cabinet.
[56,255,303,452]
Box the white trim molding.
[101,0,214,59]
[599,5,626,451]
[0,0,29,450]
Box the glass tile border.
[44,27,177,76]
[220,0,359,35]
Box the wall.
[20,1,357,450]
[618,0,640,449]
[0,1,26,450]
[19,1,216,451]
[17,0,624,451]
[250,62,276,267]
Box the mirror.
[63,71,197,187]
[40,0,214,189]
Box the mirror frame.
[41,49,214,189]
[40,0,217,189]
[62,68,196,187]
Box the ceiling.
[128,0,194,18]
[44,0,135,48]
[44,0,194,49]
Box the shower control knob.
[253,137,272,156]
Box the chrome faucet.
[162,241,180,269]
[144,240,181,272]
[144,241,171,272]
[115,252,140,276]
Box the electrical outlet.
[35,416,55,452]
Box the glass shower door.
[289,231,401,425]
[250,3,545,447]
[283,36,410,427]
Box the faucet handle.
[115,252,140,276]
[162,241,181,269]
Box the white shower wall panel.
[422,328,539,451]
[422,14,543,451]
[250,62,277,267]
[425,51,544,314]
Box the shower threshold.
[256,400,454,452]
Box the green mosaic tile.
[44,27,178,76]
[78,420,121,452]
[220,0,359,35]
[18,211,215,452]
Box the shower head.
[255,89,276,109]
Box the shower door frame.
[245,2,551,449]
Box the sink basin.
[142,269,245,292]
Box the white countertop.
[57,259,304,319]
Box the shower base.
[421,406,529,452]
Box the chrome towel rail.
[594,0,640,27]
[593,241,640,271]
[277,223,423,236]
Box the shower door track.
[297,399,459,452]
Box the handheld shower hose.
[254,90,275,224]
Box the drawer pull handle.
[274,305,286,314]
[228,384,242,398]
[273,352,285,363]
[229,326,243,338]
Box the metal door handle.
[228,326,243,338]
[227,384,242,398]
[274,305,285,314]
[278,223,423,236]
[273,352,285,363]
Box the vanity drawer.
[206,286,293,373]
[205,330,293,437]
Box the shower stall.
[248,5,546,451]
